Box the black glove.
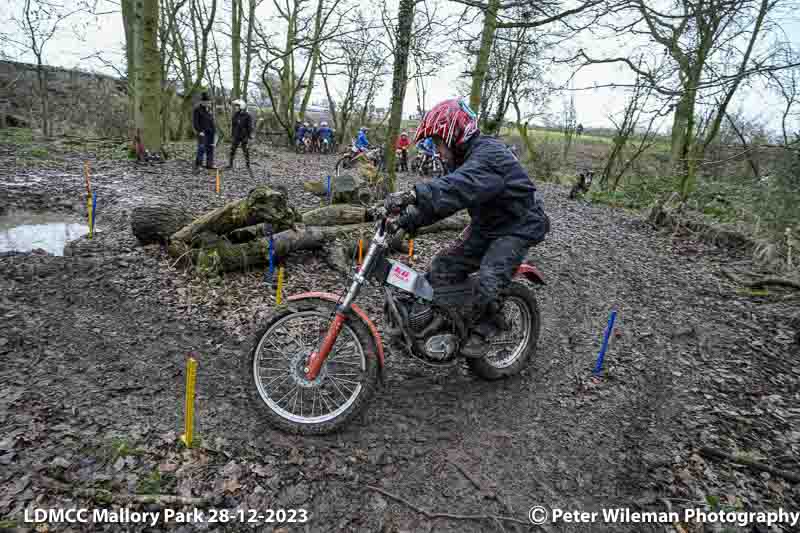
[396,205,424,235]
[384,189,416,215]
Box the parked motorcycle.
[246,204,545,434]
[320,137,332,154]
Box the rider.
[355,126,370,150]
[318,121,333,150]
[295,122,306,147]
[384,97,550,358]
[311,122,319,151]
[396,130,411,171]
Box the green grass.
[0,127,35,145]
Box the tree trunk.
[469,0,500,113]
[231,0,242,100]
[122,0,137,150]
[171,186,301,243]
[36,63,50,137]
[299,0,325,121]
[169,227,329,273]
[170,215,470,274]
[384,0,416,193]
[140,0,162,153]
[301,204,369,226]
[241,0,256,99]
[131,204,194,244]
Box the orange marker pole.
[358,239,363,266]
[215,169,221,194]
[408,239,414,262]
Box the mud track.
[1,142,798,532]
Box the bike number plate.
[386,259,418,292]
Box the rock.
[51,457,71,469]
[288,448,303,465]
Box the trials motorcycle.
[246,203,545,435]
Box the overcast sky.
[1,0,798,134]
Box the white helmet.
[321,121,328,127]
[232,99,246,110]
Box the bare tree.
[382,0,416,192]
[449,0,607,117]
[766,48,799,145]
[575,0,795,198]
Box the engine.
[392,297,460,363]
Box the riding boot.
[460,301,504,359]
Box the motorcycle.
[320,137,332,154]
[429,151,444,177]
[335,141,383,173]
[246,204,545,435]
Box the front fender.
[285,292,385,377]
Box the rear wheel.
[465,281,540,380]
[247,299,379,435]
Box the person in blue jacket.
[383,97,550,358]
[355,126,370,150]
[294,122,306,147]
[416,137,434,155]
[318,121,333,150]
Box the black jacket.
[231,110,253,140]
[413,135,549,241]
[192,103,215,134]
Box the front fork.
[304,230,386,380]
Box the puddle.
[0,212,91,256]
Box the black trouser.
[398,149,408,171]
[195,130,215,167]
[428,226,537,336]
[230,136,250,166]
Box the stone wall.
[0,60,129,138]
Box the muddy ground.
[0,137,798,533]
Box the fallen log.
[301,204,369,226]
[168,215,471,274]
[131,204,194,245]
[171,186,301,244]
[699,446,800,484]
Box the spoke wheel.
[466,281,541,380]
[246,300,379,434]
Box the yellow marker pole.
[276,265,284,305]
[408,239,414,263]
[180,356,198,448]
[215,169,221,194]
[358,239,363,266]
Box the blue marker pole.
[91,190,97,237]
[593,310,617,375]
[268,235,275,277]
[327,175,332,204]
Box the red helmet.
[413,97,479,148]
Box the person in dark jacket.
[193,92,216,172]
[384,97,550,358]
[227,99,253,169]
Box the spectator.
[193,92,217,172]
[227,99,253,169]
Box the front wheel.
[247,299,379,435]
[465,281,541,380]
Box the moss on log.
[171,186,301,244]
